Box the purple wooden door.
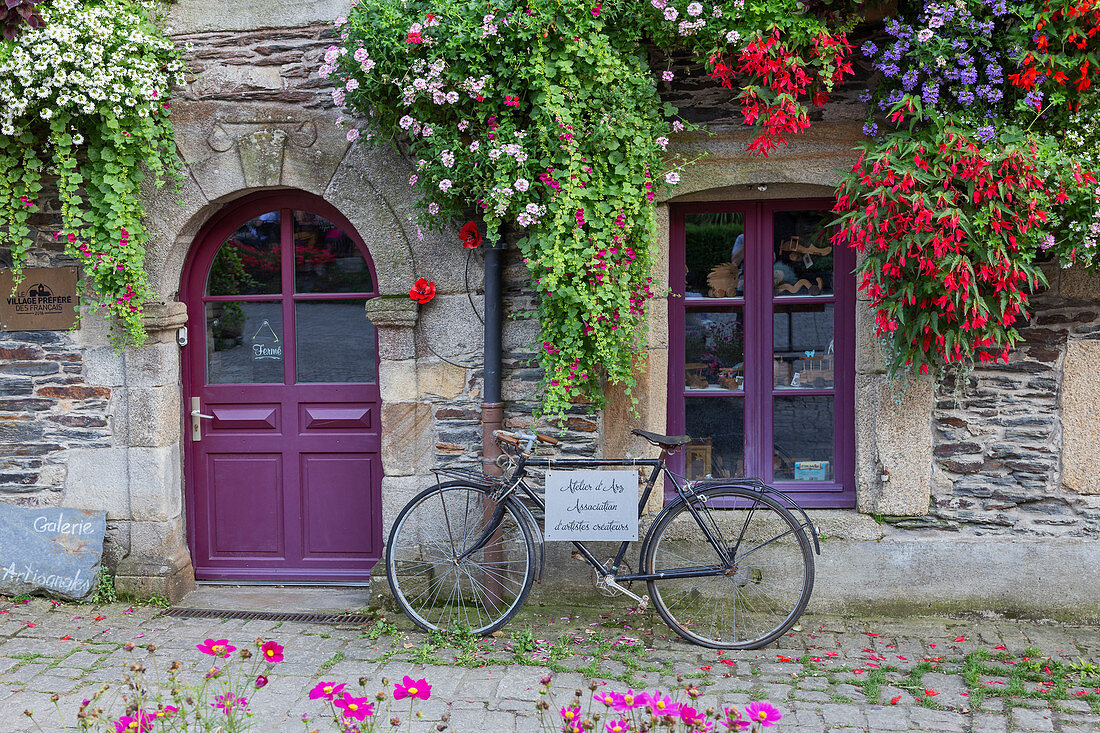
[182,192,382,582]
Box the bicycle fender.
[640,485,820,558]
[508,496,545,582]
[693,481,820,555]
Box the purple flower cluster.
[863,0,1016,136]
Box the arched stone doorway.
[180,190,382,581]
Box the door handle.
[191,397,214,441]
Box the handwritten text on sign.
[0,504,106,601]
[544,470,638,541]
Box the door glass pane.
[295,300,377,383]
[773,210,833,297]
[685,212,745,298]
[206,302,284,384]
[294,211,374,293]
[206,212,281,296]
[685,309,744,391]
[685,397,744,480]
[773,303,834,389]
[774,396,833,481]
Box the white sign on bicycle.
[544,470,638,542]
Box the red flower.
[460,221,482,249]
[504,95,520,107]
[406,31,422,44]
[409,278,436,304]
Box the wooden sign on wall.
[0,268,79,331]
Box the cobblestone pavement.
[1,596,1098,732]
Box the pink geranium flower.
[393,675,431,700]
[196,639,236,658]
[334,693,375,721]
[260,640,284,664]
[309,681,345,700]
[745,701,782,727]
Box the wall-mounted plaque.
[0,267,79,331]
[544,470,639,542]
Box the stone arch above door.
[141,102,470,302]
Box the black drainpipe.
[481,241,504,477]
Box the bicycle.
[385,428,820,649]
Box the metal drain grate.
[164,607,368,625]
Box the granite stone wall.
[917,265,1100,536]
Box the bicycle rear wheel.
[386,481,536,635]
[642,485,814,649]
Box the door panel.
[183,192,382,582]
[208,454,283,555]
[300,454,380,556]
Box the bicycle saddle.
[632,429,691,448]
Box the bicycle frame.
[454,449,819,587]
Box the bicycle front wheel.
[642,486,814,649]
[386,482,536,635]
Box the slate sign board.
[0,504,106,601]
[544,470,638,542]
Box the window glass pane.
[774,396,833,481]
[685,397,744,480]
[773,210,833,297]
[206,302,284,384]
[685,212,745,298]
[295,300,377,383]
[685,309,744,391]
[294,211,373,293]
[773,304,834,389]
[206,212,281,296]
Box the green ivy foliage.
[331,0,855,418]
[0,0,183,346]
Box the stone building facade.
[0,0,1097,617]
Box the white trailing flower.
[0,0,182,137]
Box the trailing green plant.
[0,0,184,347]
[329,0,858,418]
[833,0,1100,375]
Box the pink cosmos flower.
[680,705,707,727]
[260,640,284,664]
[605,720,631,733]
[721,706,750,731]
[560,704,581,724]
[309,681,346,700]
[212,694,247,715]
[647,690,681,717]
[745,701,782,727]
[113,711,153,732]
[255,675,269,688]
[393,675,431,700]
[151,706,177,721]
[196,639,236,658]
[611,689,650,712]
[335,693,374,721]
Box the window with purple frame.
[667,200,856,508]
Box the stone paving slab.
[0,597,1098,731]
